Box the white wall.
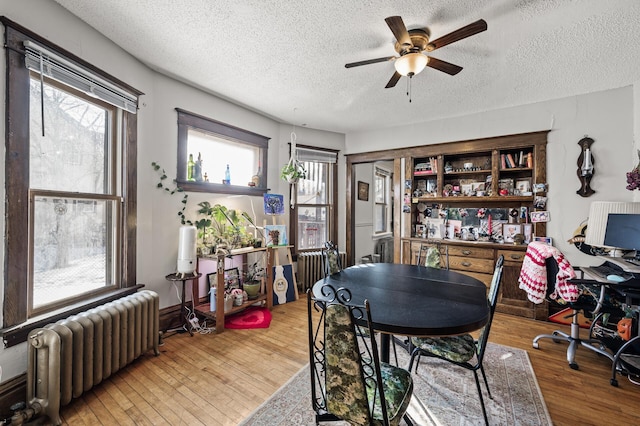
[347,85,637,267]
[0,0,345,382]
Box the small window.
[374,167,391,234]
[176,109,269,195]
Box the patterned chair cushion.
[411,334,477,363]
[368,362,413,426]
[325,304,413,426]
[425,246,441,268]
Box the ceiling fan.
[345,16,487,89]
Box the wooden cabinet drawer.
[446,246,494,259]
[461,271,493,288]
[448,256,495,274]
[497,249,526,263]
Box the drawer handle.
[462,250,472,255]
[510,254,523,260]
[462,261,471,267]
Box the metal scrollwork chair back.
[307,285,413,425]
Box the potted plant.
[242,261,264,299]
[280,158,306,184]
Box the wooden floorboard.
[60,298,640,425]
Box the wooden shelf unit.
[402,131,549,319]
[194,246,273,333]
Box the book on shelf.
[506,153,516,168]
[501,154,507,169]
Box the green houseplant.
[280,158,306,183]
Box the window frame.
[2,17,140,345]
[373,166,392,236]
[290,144,338,255]
[175,108,270,196]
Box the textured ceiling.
[53,0,640,134]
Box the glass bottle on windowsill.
[251,162,261,187]
[187,153,195,182]
[224,164,231,185]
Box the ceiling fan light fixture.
[394,53,428,76]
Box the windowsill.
[177,180,269,196]
[1,285,143,348]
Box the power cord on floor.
[184,305,214,334]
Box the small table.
[165,272,202,336]
[313,263,490,362]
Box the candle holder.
[576,136,595,197]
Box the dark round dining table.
[312,263,490,362]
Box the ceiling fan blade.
[426,19,487,51]
[426,56,463,75]
[385,71,402,88]
[385,16,413,49]
[345,56,395,68]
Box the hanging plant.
[626,150,640,191]
[280,157,306,184]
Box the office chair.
[307,286,413,425]
[529,253,615,370]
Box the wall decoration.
[358,181,369,201]
[272,264,296,305]
[265,224,287,246]
[264,194,284,215]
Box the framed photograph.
[515,178,531,194]
[530,211,550,223]
[358,181,369,201]
[523,223,533,244]
[534,236,553,245]
[503,223,522,243]
[207,267,240,290]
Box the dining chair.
[407,255,504,426]
[307,286,414,426]
[323,241,343,276]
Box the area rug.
[239,342,551,426]
[224,306,272,329]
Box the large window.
[3,20,139,338]
[176,109,269,196]
[292,146,338,251]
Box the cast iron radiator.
[26,290,160,425]
[297,250,346,292]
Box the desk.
[313,263,490,362]
[165,272,202,336]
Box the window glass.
[28,76,119,312]
[186,129,260,185]
[30,78,108,193]
[374,169,390,234]
[295,159,334,250]
[31,196,118,308]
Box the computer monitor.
[603,213,640,253]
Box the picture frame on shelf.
[207,267,241,290]
[523,223,533,244]
[503,223,522,243]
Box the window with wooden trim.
[374,166,392,234]
[175,109,269,196]
[291,146,338,252]
[2,19,139,335]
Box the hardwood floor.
[59,299,640,425]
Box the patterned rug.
[239,342,551,426]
